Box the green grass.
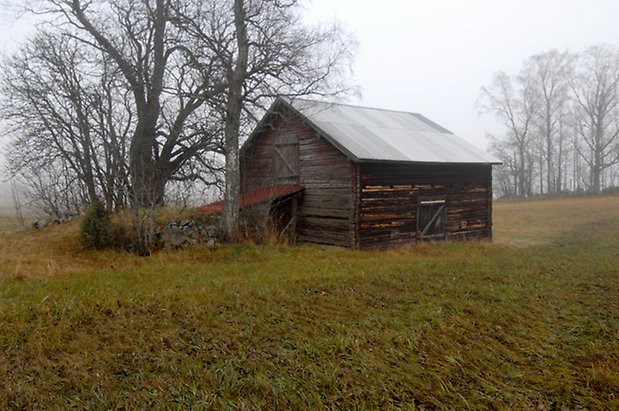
[1,195,618,409]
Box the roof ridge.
[289,97,422,116]
[275,97,500,165]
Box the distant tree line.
[0,0,356,242]
[478,46,619,197]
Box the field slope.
[1,195,618,409]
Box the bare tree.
[487,137,517,196]
[480,46,619,196]
[10,181,25,229]
[1,30,131,211]
[6,1,353,244]
[478,71,537,196]
[177,0,356,240]
[16,0,226,207]
[524,50,574,193]
[571,45,619,192]
[14,159,85,215]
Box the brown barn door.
[273,133,299,184]
[417,198,446,240]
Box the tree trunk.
[539,148,544,194]
[518,148,526,196]
[557,134,563,191]
[546,138,553,193]
[130,106,161,206]
[221,0,249,242]
[591,120,604,192]
[591,145,602,193]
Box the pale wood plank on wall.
[358,163,493,249]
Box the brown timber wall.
[358,163,493,249]
[242,110,356,247]
[242,114,299,192]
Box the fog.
[0,182,12,208]
[1,0,619,208]
[306,0,619,149]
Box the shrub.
[80,200,114,250]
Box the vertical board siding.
[241,109,356,247]
[359,163,493,249]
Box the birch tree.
[524,50,574,193]
[571,45,619,192]
[478,71,537,196]
[481,46,619,196]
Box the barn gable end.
[241,105,356,247]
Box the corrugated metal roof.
[197,185,304,214]
[286,99,500,164]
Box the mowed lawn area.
[0,195,618,409]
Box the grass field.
[0,195,618,409]
[0,213,21,233]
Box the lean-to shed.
[233,98,500,248]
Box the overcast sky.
[305,0,619,148]
[1,0,619,206]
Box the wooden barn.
[213,98,500,248]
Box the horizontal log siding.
[241,111,356,247]
[359,163,493,248]
[297,119,356,246]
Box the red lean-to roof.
[196,185,304,214]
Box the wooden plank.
[297,234,353,247]
[300,206,352,219]
[302,195,352,209]
[299,216,350,229]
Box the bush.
[80,201,114,250]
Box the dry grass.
[0,214,21,233]
[0,220,139,279]
[0,207,220,279]
[0,194,618,409]
[494,194,619,246]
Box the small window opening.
[417,197,446,240]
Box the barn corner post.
[353,163,361,249]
